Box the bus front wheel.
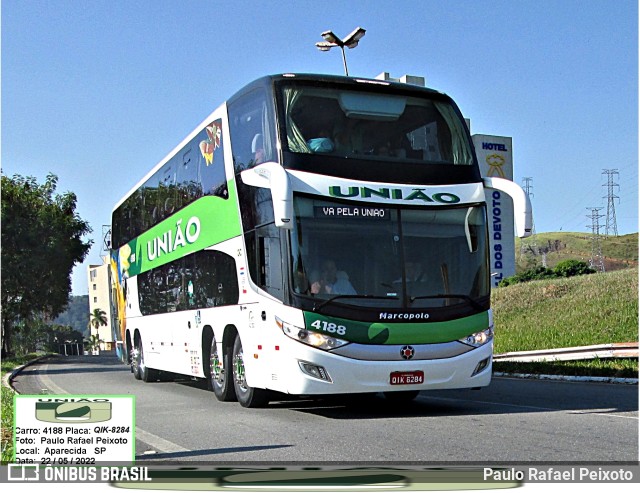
[232,334,269,408]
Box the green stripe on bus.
[303,311,489,345]
[119,182,241,277]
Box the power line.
[586,207,605,272]
[602,169,619,237]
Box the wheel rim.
[233,346,248,393]
[131,347,140,373]
[136,344,145,373]
[209,341,224,386]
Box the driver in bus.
[393,259,426,285]
[310,259,356,295]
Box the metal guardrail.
[494,342,639,363]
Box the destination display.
[314,205,390,219]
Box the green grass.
[1,353,46,464]
[494,359,638,379]
[492,268,638,378]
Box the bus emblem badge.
[400,346,415,360]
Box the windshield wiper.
[408,294,484,311]
[313,294,399,312]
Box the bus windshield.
[290,196,490,310]
[280,83,474,165]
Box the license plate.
[390,370,424,385]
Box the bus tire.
[134,336,159,383]
[207,335,236,402]
[132,337,142,380]
[383,390,420,402]
[232,334,269,408]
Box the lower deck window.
[138,250,239,315]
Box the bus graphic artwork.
[199,121,222,166]
[110,74,532,407]
[35,401,112,423]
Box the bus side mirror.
[240,163,293,229]
[483,177,533,238]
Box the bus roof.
[228,73,446,104]
[112,73,450,213]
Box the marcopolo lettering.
[379,312,430,320]
[329,186,460,204]
[147,216,201,262]
[482,142,508,151]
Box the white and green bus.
[110,73,532,407]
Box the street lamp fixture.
[315,27,366,76]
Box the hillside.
[53,295,90,337]
[516,232,637,273]
[492,268,638,354]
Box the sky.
[2,0,638,296]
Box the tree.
[85,333,104,353]
[47,324,85,354]
[1,173,92,357]
[89,308,108,333]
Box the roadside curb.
[1,355,51,394]
[494,371,638,385]
[494,342,638,363]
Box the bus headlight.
[276,317,349,351]
[459,327,494,348]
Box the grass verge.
[491,268,638,378]
[1,353,46,464]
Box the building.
[88,259,114,351]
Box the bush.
[498,266,554,287]
[553,259,596,277]
[498,261,595,287]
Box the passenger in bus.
[333,119,365,155]
[252,133,265,164]
[307,129,335,153]
[310,259,356,295]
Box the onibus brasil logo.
[35,399,112,423]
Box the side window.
[228,89,276,173]
[199,120,228,199]
[211,251,240,306]
[176,148,202,209]
[244,231,258,285]
[257,223,283,301]
[138,251,239,315]
[142,172,159,230]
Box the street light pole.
[339,45,349,76]
[315,27,366,76]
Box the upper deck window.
[228,88,278,172]
[280,84,474,166]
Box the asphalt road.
[10,352,638,463]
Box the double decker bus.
[110,73,532,407]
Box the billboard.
[472,135,515,287]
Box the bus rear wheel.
[208,335,236,402]
[133,336,159,383]
[232,334,269,408]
